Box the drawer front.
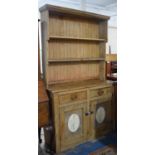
[59,91,87,104]
[90,87,112,99]
[38,102,49,127]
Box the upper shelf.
[48,36,106,42]
[48,58,105,63]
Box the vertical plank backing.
[48,40,100,59]
[49,14,100,39]
[48,62,100,83]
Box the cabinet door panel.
[90,99,112,139]
[59,102,87,151]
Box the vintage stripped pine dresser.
[39,4,114,153]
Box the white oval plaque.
[96,107,106,124]
[68,114,80,133]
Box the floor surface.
[39,129,117,155]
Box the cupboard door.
[90,99,112,139]
[59,102,87,151]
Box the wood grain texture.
[48,79,113,93]
[89,99,112,140]
[46,81,113,153]
[59,102,87,151]
[40,4,112,153]
[49,14,100,39]
[48,62,100,84]
[38,102,49,127]
[49,36,106,42]
[48,58,104,63]
[39,4,110,20]
[48,40,100,59]
[90,87,112,99]
[59,91,87,104]
[38,80,49,127]
[40,4,109,87]
[40,10,49,87]
[38,80,48,103]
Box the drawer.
[59,91,87,104]
[90,87,112,99]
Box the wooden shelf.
[49,36,106,42]
[48,58,105,63]
[41,4,109,87]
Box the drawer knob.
[98,90,104,96]
[90,111,94,114]
[71,94,77,100]
[85,111,94,116]
[85,112,90,116]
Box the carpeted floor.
[89,145,116,155]
[39,131,117,155]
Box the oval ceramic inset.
[68,114,80,132]
[96,107,106,124]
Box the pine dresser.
[39,4,114,153]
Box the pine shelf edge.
[48,36,106,42]
[48,58,105,63]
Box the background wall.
[108,26,117,53]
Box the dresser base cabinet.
[44,80,113,153]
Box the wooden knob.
[85,111,93,116]
[98,90,104,96]
[90,111,94,114]
[85,112,90,116]
[71,94,77,100]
